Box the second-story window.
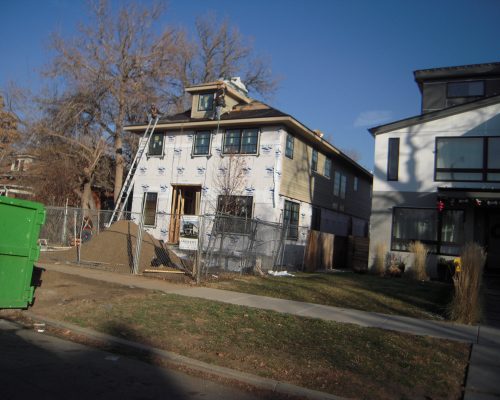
[324,158,331,178]
[311,149,318,172]
[387,137,399,181]
[340,175,347,199]
[333,171,341,196]
[447,81,484,98]
[192,131,211,156]
[198,93,214,111]
[285,133,294,159]
[148,132,164,156]
[354,176,359,191]
[284,200,300,240]
[223,129,259,155]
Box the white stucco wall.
[373,102,500,194]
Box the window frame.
[222,128,260,155]
[434,136,500,183]
[142,192,158,227]
[192,130,212,156]
[284,200,300,240]
[390,206,465,256]
[198,93,214,111]
[446,80,485,99]
[148,132,164,157]
[311,149,318,172]
[285,133,294,159]
[387,137,399,181]
[333,171,341,197]
[324,158,332,178]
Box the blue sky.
[1,0,500,170]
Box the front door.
[487,211,500,270]
[168,185,201,244]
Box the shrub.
[372,243,387,276]
[449,243,486,324]
[408,241,429,281]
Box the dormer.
[185,77,253,119]
[414,62,500,114]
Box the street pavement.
[0,318,264,400]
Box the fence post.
[62,198,68,245]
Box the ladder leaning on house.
[107,115,160,226]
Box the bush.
[408,241,429,281]
[372,243,387,276]
[449,243,486,324]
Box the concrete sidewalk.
[39,263,500,399]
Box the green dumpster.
[0,196,46,308]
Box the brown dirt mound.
[39,220,185,274]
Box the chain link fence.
[37,206,308,281]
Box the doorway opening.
[168,185,201,244]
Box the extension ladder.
[107,116,160,226]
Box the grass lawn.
[207,271,453,320]
[53,292,468,399]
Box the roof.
[126,102,372,179]
[369,94,500,136]
[414,61,500,91]
[154,103,289,124]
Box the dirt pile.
[39,220,185,274]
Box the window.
[198,93,214,111]
[216,195,253,234]
[324,158,331,178]
[440,210,465,255]
[354,176,359,191]
[340,175,347,199]
[391,207,464,255]
[311,207,321,231]
[333,171,341,196]
[148,132,164,156]
[333,171,347,199]
[311,149,318,172]
[143,192,158,226]
[223,129,259,154]
[447,81,484,98]
[284,200,300,240]
[192,131,211,156]
[285,133,294,159]
[387,138,399,181]
[392,208,437,252]
[435,137,500,182]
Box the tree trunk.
[81,181,93,217]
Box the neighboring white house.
[124,78,372,266]
[369,62,500,274]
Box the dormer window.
[447,81,484,98]
[198,93,214,111]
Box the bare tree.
[44,1,277,203]
[25,91,111,210]
[46,0,185,203]
[0,94,20,164]
[212,154,248,215]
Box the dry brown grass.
[372,243,387,276]
[449,242,486,324]
[408,241,429,281]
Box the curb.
[23,311,345,400]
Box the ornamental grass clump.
[408,241,429,281]
[372,243,387,276]
[449,242,486,324]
